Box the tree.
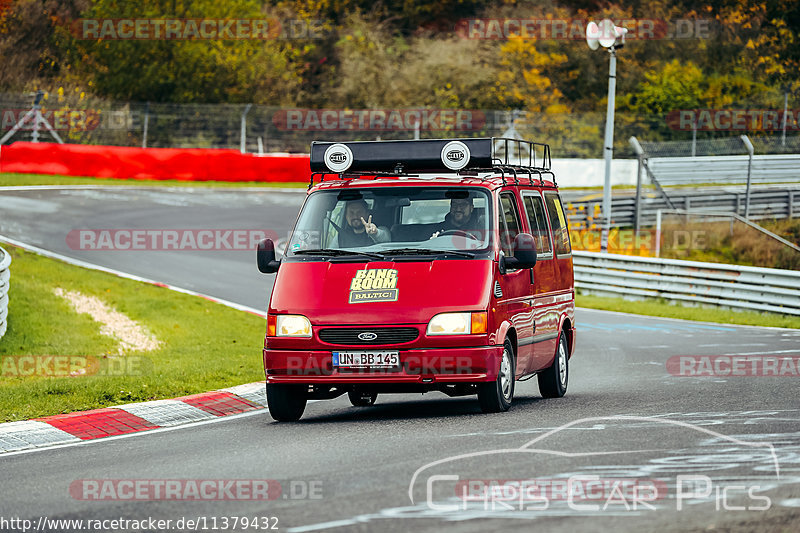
[0,0,88,90]
[62,0,303,103]
[493,36,571,113]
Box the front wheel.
[267,384,307,421]
[538,331,569,398]
[478,340,515,413]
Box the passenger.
[336,200,391,248]
[430,196,485,240]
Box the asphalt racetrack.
[1,186,799,532]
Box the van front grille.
[318,327,419,345]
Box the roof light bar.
[309,138,551,175]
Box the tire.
[267,384,307,421]
[478,339,515,413]
[348,390,378,407]
[538,331,569,398]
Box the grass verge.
[577,293,800,329]
[0,172,307,188]
[0,245,266,422]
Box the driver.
[430,195,484,240]
[336,199,391,248]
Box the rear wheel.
[348,390,378,407]
[478,339,515,413]
[267,384,307,421]
[538,331,569,398]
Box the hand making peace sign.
[361,215,378,235]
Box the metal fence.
[634,135,800,188]
[573,250,800,315]
[4,92,800,158]
[565,187,800,228]
[0,246,9,339]
[639,136,800,158]
[0,93,529,153]
[647,155,800,186]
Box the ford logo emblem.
[446,150,464,162]
[329,152,347,163]
[357,332,378,341]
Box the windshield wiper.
[292,248,386,260]
[380,248,475,259]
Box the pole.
[691,113,697,157]
[781,90,788,148]
[655,210,662,258]
[601,47,617,252]
[142,102,149,149]
[629,136,645,235]
[741,134,754,219]
[240,104,252,154]
[32,107,41,144]
[634,154,642,234]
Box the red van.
[257,138,575,421]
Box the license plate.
[332,351,400,369]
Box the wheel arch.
[561,316,573,355]
[504,326,518,359]
[495,320,518,357]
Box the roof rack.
[308,137,552,188]
[467,165,558,187]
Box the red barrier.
[0,142,311,182]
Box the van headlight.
[427,312,487,335]
[274,315,312,337]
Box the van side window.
[499,193,521,257]
[544,193,571,255]
[523,194,552,256]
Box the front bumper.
[263,345,502,384]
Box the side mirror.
[502,233,537,271]
[257,238,281,273]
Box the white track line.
[0,235,265,317]
[576,306,800,332]
[0,408,266,458]
[0,400,328,459]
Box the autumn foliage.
[0,0,798,154]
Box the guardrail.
[565,188,799,228]
[0,246,10,339]
[573,250,800,316]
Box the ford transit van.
[257,138,575,421]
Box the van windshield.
[285,187,492,258]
